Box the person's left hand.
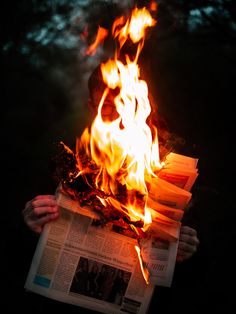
[177,225,200,262]
[22,195,59,234]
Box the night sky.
[1,1,235,313]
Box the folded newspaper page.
[158,153,199,191]
[25,193,180,314]
[148,177,192,209]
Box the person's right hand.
[176,225,200,262]
[22,195,59,234]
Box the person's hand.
[22,195,59,234]
[177,226,200,262]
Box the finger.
[23,204,58,220]
[178,241,198,254]
[33,205,59,218]
[23,195,57,217]
[31,196,57,209]
[37,212,60,225]
[34,195,56,201]
[180,225,197,237]
[31,212,60,234]
[179,233,200,246]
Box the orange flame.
[135,245,150,284]
[80,6,161,230]
[86,26,108,56]
[150,0,158,12]
[113,7,156,48]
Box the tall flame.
[81,6,161,229]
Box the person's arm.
[22,195,59,234]
[176,225,200,262]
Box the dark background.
[1,1,235,313]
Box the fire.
[86,26,108,56]
[112,6,156,49]
[135,245,150,285]
[80,6,161,230]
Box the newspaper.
[158,152,199,192]
[25,153,198,312]
[148,153,198,211]
[148,177,192,209]
[25,193,179,314]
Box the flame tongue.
[81,6,160,228]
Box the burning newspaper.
[25,4,198,314]
[24,152,197,313]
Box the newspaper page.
[149,177,192,209]
[25,193,180,313]
[140,229,180,286]
[158,153,199,191]
[25,195,153,313]
[147,198,184,222]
